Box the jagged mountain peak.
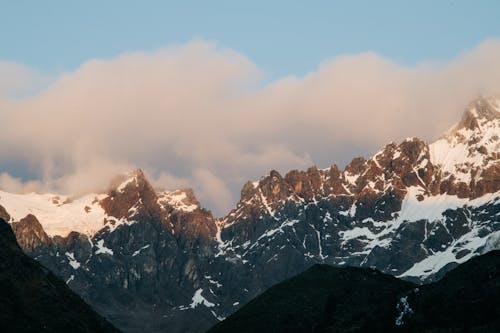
[240,181,258,202]
[157,188,201,213]
[370,139,430,174]
[238,170,296,204]
[10,214,52,253]
[109,168,149,193]
[224,96,499,231]
[344,156,367,176]
[462,96,500,124]
[284,166,323,200]
[429,97,499,192]
[445,95,500,137]
[102,168,160,221]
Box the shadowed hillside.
[208,250,500,333]
[0,218,119,333]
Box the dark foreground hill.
[401,249,500,332]
[208,250,500,333]
[0,218,119,333]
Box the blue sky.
[2,1,500,79]
[1,1,500,214]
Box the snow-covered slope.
[157,189,200,213]
[0,191,107,237]
[0,170,202,237]
[430,96,499,185]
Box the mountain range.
[0,96,498,332]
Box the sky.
[3,1,500,78]
[1,1,500,215]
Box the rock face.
[10,214,52,254]
[208,250,500,333]
[0,218,119,333]
[0,97,499,332]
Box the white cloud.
[1,39,500,215]
[0,61,53,98]
[192,169,234,214]
[0,173,42,193]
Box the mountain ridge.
[0,96,498,332]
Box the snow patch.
[257,219,299,241]
[105,217,137,233]
[205,275,223,288]
[258,188,276,218]
[66,275,75,284]
[395,296,413,326]
[397,187,499,223]
[157,189,198,213]
[65,252,80,269]
[482,231,500,253]
[344,172,359,186]
[0,191,108,237]
[400,230,500,278]
[190,289,215,308]
[211,310,225,321]
[132,244,150,257]
[117,176,136,193]
[95,239,114,255]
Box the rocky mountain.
[0,218,119,332]
[0,170,219,332]
[208,249,500,333]
[0,96,498,332]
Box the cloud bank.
[1,39,500,215]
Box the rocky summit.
[0,97,499,332]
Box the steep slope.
[0,218,119,333]
[208,250,500,333]
[430,96,499,197]
[0,96,498,332]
